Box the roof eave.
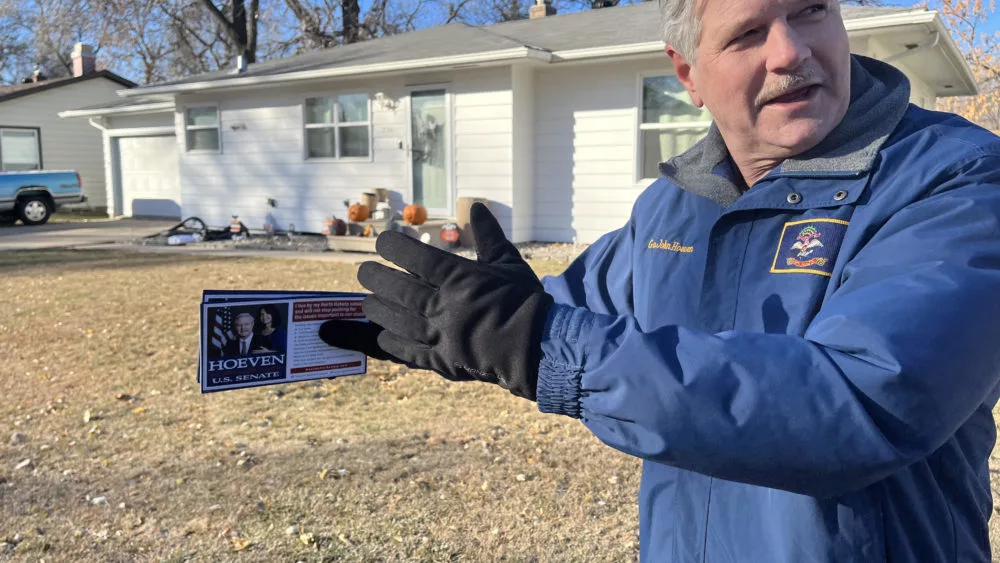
[843,10,937,32]
[551,41,665,62]
[846,10,978,97]
[120,47,551,97]
[930,14,980,96]
[58,101,176,119]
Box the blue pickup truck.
[0,170,86,226]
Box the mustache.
[756,68,823,107]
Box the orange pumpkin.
[403,204,428,226]
[348,203,370,222]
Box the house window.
[304,94,371,159]
[639,75,713,179]
[185,106,220,152]
[0,127,41,171]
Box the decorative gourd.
[403,204,428,226]
[348,203,370,222]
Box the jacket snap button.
[787,193,802,204]
[834,190,849,201]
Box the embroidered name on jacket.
[770,218,849,277]
[648,239,694,253]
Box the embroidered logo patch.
[770,218,848,277]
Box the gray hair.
[658,0,701,62]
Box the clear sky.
[879,0,1000,35]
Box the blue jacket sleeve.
[541,218,635,316]
[537,155,1000,498]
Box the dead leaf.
[231,537,251,551]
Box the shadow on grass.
[0,249,244,276]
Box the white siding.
[510,64,534,243]
[174,66,517,235]
[175,77,411,232]
[0,77,126,209]
[533,58,663,243]
[452,67,515,235]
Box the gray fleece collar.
[659,55,912,207]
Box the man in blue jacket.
[320,0,1000,560]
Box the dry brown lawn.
[0,250,639,562]
[2,250,999,562]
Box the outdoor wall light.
[374,92,399,111]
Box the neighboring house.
[1,44,135,212]
[61,3,977,243]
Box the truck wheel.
[16,195,52,226]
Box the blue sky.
[879,0,1000,35]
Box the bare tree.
[0,0,116,81]
[283,0,449,52]
[0,2,30,83]
[98,0,175,84]
[283,0,338,49]
[341,0,360,43]
[196,0,260,62]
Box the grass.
[0,250,640,562]
[4,249,999,561]
[48,209,111,224]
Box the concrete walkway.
[0,218,177,251]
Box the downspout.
[88,117,118,218]
[87,117,108,132]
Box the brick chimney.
[530,0,556,19]
[72,43,96,77]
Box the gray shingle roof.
[146,23,531,89]
[0,70,135,104]
[486,3,919,52]
[129,3,924,92]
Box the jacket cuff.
[536,303,591,418]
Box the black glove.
[318,318,401,363]
[356,203,552,400]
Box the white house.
[60,2,977,243]
[1,44,135,211]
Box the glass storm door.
[409,89,451,216]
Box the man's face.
[235,315,254,338]
[670,0,851,163]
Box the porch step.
[327,219,455,253]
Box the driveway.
[0,218,176,251]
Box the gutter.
[843,10,936,32]
[59,101,176,119]
[119,47,552,97]
[551,41,665,61]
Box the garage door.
[117,135,180,218]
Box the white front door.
[409,89,452,217]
